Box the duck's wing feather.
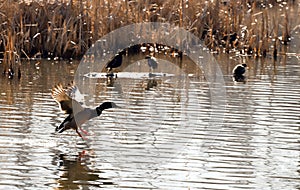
[51,83,83,114]
[66,81,85,103]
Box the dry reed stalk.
[273,15,279,59]
[283,10,291,44]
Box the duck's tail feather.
[55,114,72,133]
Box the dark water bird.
[51,82,119,138]
[222,32,238,47]
[8,67,14,79]
[4,64,15,79]
[232,63,247,82]
[106,53,123,72]
[145,55,158,73]
[3,64,19,79]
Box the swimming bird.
[145,55,158,73]
[8,68,14,79]
[4,64,15,79]
[51,82,119,138]
[232,63,247,82]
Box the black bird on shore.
[51,82,119,138]
[106,53,123,72]
[232,63,247,82]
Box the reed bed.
[0,0,297,70]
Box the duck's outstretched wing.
[65,81,85,103]
[51,83,83,114]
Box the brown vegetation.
[0,0,297,69]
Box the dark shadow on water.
[53,151,114,189]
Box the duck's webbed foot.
[76,129,85,139]
[79,126,89,135]
[76,128,89,141]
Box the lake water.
[0,50,300,190]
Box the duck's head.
[96,102,120,115]
[241,63,247,68]
[101,102,119,109]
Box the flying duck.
[51,82,119,138]
[232,63,247,82]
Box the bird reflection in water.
[54,151,114,189]
[145,79,158,90]
[106,75,115,87]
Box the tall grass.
[0,0,297,69]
